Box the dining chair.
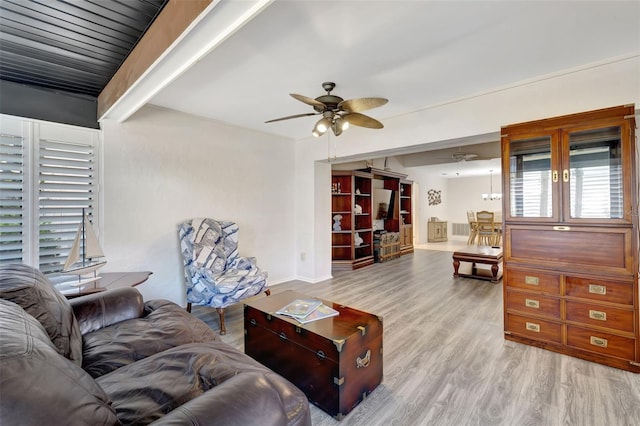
[466,210,478,245]
[476,210,498,246]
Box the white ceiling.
[143,0,639,168]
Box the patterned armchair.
[178,218,269,334]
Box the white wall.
[405,169,448,244]
[445,176,503,234]
[97,56,639,295]
[101,105,296,304]
[295,55,640,281]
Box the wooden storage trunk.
[244,291,383,420]
[374,231,401,263]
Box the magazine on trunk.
[276,299,323,319]
[295,303,339,324]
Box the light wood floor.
[193,249,640,426]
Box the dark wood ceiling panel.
[0,49,108,89]
[0,0,168,97]
[0,16,126,62]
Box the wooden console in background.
[427,220,448,242]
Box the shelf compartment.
[332,233,351,246]
[332,246,352,260]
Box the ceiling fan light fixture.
[334,116,349,131]
[315,117,331,133]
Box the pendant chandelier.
[482,169,502,200]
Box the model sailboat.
[62,210,106,286]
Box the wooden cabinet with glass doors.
[331,171,374,270]
[501,105,639,372]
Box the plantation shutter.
[568,127,623,219]
[508,135,554,218]
[513,168,553,217]
[0,128,26,264]
[38,136,98,273]
[0,115,100,273]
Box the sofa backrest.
[0,298,120,426]
[0,263,83,365]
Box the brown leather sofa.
[0,264,311,426]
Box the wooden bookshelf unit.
[331,171,374,270]
[331,168,413,270]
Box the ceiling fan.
[451,152,478,162]
[265,82,388,137]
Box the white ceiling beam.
[98,0,274,123]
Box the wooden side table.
[55,271,152,298]
[452,247,503,283]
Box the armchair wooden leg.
[265,288,271,296]
[186,302,192,313]
[216,307,226,335]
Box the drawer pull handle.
[356,349,371,368]
[588,284,606,295]
[525,276,539,285]
[525,299,540,309]
[250,318,257,326]
[590,336,608,348]
[526,322,540,333]
[553,226,571,231]
[316,350,326,360]
[279,332,287,341]
[589,310,607,321]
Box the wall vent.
[452,223,470,236]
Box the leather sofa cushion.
[82,298,220,378]
[0,299,119,426]
[97,341,310,426]
[0,263,83,365]
[70,287,145,335]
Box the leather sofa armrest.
[70,287,145,335]
[149,372,305,426]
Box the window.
[0,115,101,274]
[509,136,553,218]
[568,127,623,219]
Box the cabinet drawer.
[506,313,562,344]
[566,301,635,333]
[506,226,633,275]
[565,276,634,306]
[505,268,560,295]
[566,326,636,360]
[505,291,560,319]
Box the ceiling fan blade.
[264,112,318,123]
[344,112,384,129]
[338,97,388,113]
[290,93,326,109]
